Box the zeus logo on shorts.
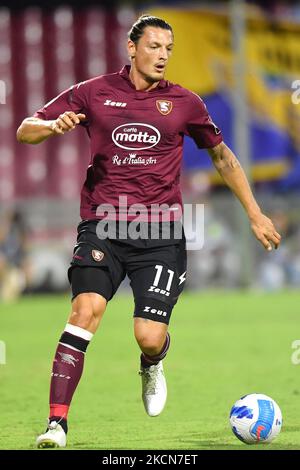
[112,123,161,150]
[144,306,167,317]
[148,286,170,297]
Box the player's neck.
[129,67,160,92]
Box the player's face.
[128,27,174,83]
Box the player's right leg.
[37,221,124,448]
[37,287,107,448]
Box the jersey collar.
[119,65,168,91]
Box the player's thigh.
[68,267,111,327]
[69,265,115,304]
[129,240,187,326]
[68,220,126,302]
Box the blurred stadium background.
[1,0,300,298]
[0,0,300,450]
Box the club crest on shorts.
[92,250,104,262]
[156,100,173,115]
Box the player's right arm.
[16,112,86,145]
[17,81,88,145]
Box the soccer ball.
[229,393,282,444]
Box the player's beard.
[132,62,165,86]
[144,69,165,84]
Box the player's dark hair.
[128,14,173,44]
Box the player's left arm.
[208,141,281,251]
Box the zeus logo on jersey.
[104,99,127,108]
[112,123,161,151]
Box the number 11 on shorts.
[151,264,174,294]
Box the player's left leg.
[134,318,170,417]
[129,237,187,417]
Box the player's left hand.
[249,213,281,251]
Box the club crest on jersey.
[156,100,173,115]
[92,250,104,262]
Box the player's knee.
[70,293,106,329]
[69,307,93,330]
[135,331,166,356]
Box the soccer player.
[17,15,281,448]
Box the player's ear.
[127,39,136,60]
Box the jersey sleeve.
[183,92,223,149]
[33,82,88,121]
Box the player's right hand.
[51,111,86,135]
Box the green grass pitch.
[0,291,299,450]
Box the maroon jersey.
[34,65,222,221]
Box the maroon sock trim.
[141,332,170,366]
